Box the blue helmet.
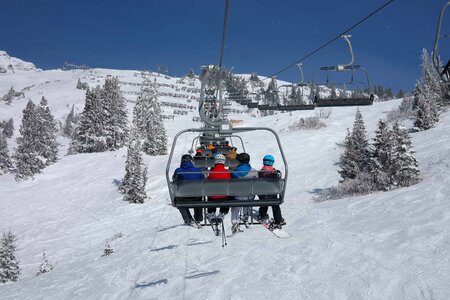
[263,154,275,166]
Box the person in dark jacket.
[257,154,285,229]
[173,154,204,224]
[230,152,257,232]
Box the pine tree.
[2,118,14,138]
[413,49,441,131]
[412,84,420,110]
[384,88,393,100]
[120,132,148,204]
[63,105,76,138]
[14,100,45,180]
[421,48,444,108]
[68,87,107,154]
[391,122,420,187]
[414,81,439,130]
[36,252,53,276]
[351,108,370,172]
[370,119,394,190]
[133,74,167,156]
[0,131,12,175]
[265,77,279,106]
[36,96,58,165]
[0,232,21,283]
[329,85,337,99]
[338,109,370,181]
[101,76,128,150]
[186,69,195,79]
[338,129,359,180]
[396,89,405,99]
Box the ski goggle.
[263,159,274,166]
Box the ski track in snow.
[1,66,450,299]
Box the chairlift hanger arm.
[337,35,355,70]
[296,63,305,84]
[433,1,450,82]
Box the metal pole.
[432,2,450,82]
[219,0,231,68]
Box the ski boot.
[240,214,250,228]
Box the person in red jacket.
[207,154,231,221]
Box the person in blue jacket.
[230,153,258,233]
[173,154,204,224]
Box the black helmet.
[236,152,250,163]
[181,154,192,162]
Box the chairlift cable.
[264,0,395,80]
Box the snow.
[0,51,40,73]
[1,51,450,299]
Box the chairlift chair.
[312,35,374,107]
[167,126,288,209]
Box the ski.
[261,223,292,239]
[182,221,202,229]
[226,225,244,238]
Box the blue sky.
[1,0,448,92]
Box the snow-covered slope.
[0,53,449,299]
[0,51,41,73]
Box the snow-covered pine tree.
[68,87,107,154]
[338,129,358,181]
[412,84,420,110]
[133,74,167,155]
[396,89,405,99]
[351,108,370,171]
[338,86,348,99]
[0,232,21,283]
[0,131,12,175]
[414,81,439,131]
[329,85,337,99]
[338,109,370,181]
[186,69,195,79]
[63,105,76,138]
[370,119,394,190]
[265,77,279,106]
[398,96,414,115]
[118,131,135,195]
[36,96,58,165]
[391,122,420,187]
[121,132,148,204]
[2,118,14,138]
[421,48,444,108]
[101,76,128,150]
[14,100,45,180]
[36,252,53,276]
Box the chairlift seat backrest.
[193,157,239,168]
[173,177,284,198]
[315,96,374,107]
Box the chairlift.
[167,58,289,211]
[312,35,374,106]
[432,1,450,86]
